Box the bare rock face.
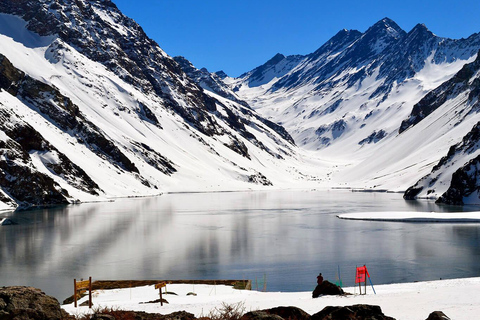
[0,286,67,320]
[311,304,396,320]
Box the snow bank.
[337,211,480,222]
[62,278,480,320]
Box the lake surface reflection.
[1,190,480,300]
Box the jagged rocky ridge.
[174,56,295,145]
[0,0,300,209]
[173,56,249,107]
[232,18,480,150]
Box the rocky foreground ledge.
[0,286,450,320]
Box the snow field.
[63,277,480,320]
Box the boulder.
[425,311,451,320]
[158,311,196,320]
[91,314,115,320]
[263,306,310,320]
[241,310,284,320]
[0,286,67,320]
[312,280,345,298]
[105,310,195,320]
[311,304,396,320]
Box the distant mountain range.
[0,1,480,208]
[217,17,480,205]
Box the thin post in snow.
[368,276,376,294]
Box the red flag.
[355,266,369,283]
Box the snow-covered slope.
[226,18,480,199]
[0,1,328,210]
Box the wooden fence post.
[74,279,77,308]
[89,277,92,308]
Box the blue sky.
[113,0,480,77]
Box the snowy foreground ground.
[63,277,480,320]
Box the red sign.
[355,266,370,283]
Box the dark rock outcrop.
[263,306,310,320]
[425,311,450,320]
[311,304,395,320]
[0,286,67,320]
[312,280,345,298]
[436,154,480,205]
[241,310,285,320]
[404,120,480,203]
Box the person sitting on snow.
[317,273,323,285]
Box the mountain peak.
[214,70,228,79]
[367,17,405,39]
[266,53,287,66]
[409,23,435,37]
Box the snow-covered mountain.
[232,18,480,152]
[3,2,480,208]
[0,0,325,210]
[225,18,480,202]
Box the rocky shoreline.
[0,285,451,320]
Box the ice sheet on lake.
[337,211,480,222]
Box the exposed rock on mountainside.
[0,0,219,135]
[174,56,249,107]
[400,49,480,133]
[239,53,304,88]
[436,154,480,205]
[403,52,480,203]
[174,56,295,145]
[0,0,302,209]
[404,121,480,202]
[0,53,138,175]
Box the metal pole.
[368,276,376,294]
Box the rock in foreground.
[241,306,310,320]
[312,280,345,298]
[311,304,395,320]
[0,286,67,320]
[425,311,451,320]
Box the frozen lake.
[1,190,480,301]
